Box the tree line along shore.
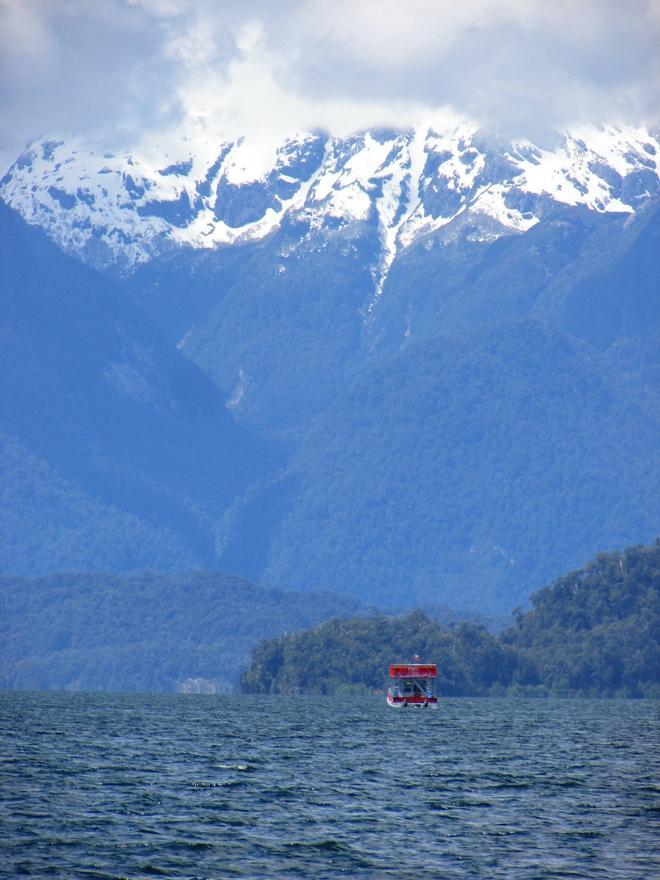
[241,540,660,698]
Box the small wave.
[283,839,377,867]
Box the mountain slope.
[0,433,196,574]
[0,570,363,692]
[503,539,660,696]
[367,200,660,355]
[5,123,659,438]
[255,321,659,612]
[1,121,659,614]
[0,199,273,573]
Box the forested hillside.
[0,200,274,574]
[134,201,660,612]
[0,571,361,692]
[241,612,529,697]
[242,540,660,698]
[261,320,659,610]
[502,540,660,695]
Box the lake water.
[1,693,658,879]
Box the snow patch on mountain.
[1,122,658,287]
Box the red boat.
[387,659,438,709]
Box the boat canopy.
[389,663,437,678]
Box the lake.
[1,693,658,878]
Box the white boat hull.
[387,696,438,709]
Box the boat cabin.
[387,661,438,708]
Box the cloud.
[278,0,660,137]
[0,0,658,164]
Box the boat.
[387,657,438,708]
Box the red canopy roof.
[389,663,437,678]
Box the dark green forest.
[0,571,361,693]
[1,541,657,696]
[241,540,660,698]
[502,540,660,695]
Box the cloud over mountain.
[1,1,659,161]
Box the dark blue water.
[1,693,658,879]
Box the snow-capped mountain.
[3,117,659,615]
[2,121,658,286]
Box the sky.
[1,0,659,166]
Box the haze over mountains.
[1,119,659,612]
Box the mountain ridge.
[2,121,658,287]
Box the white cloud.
[276,0,660,137]
[0,0,658,166]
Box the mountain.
[0,199,273,574]
[173,195,658,611]
[3,123,658,436]
[258,319,659,611]
[1,120,658,612]
[0,570,363,692]
[2,122,658,280]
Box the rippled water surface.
[1,693,658,879]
